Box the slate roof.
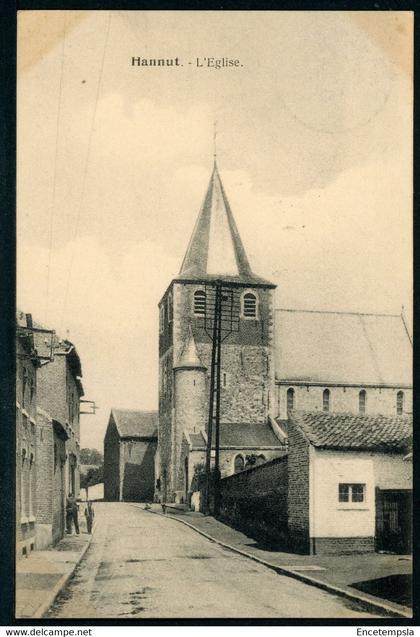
[289,410,412,453]
[187,422,284,448]
[111,409,158,439]
[275,309,412,386]
[178,162,274,288]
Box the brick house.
[33,330,84,548]
[287,411,412,555]
[155,162,286,503]
[104,409,158,502]
[16,314,39,559]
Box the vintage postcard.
[15,10,413,621]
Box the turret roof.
[174,325,206,370]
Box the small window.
[287,387,295,412]
[167,293,173,323]
[323,388,330,412]
[234,454,245,473]
[194,290,206,316]
[242,292,257,318]
[339,483,365,503]
[159,305,165,334]
[359,390,367,414]
[396,391,404,416]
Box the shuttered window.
[242,292,257,318]
[193,290,206,316]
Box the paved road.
[48,502,377,619]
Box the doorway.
[375,488,412,553]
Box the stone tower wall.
[158,280,276,499]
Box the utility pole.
[202,281,239,515]
[204,282,221,515]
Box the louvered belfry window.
[242,292,257,318]
[194,290,206,316]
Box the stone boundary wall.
[218,455,288,547]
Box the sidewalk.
[143,504,412,619]
[16,522,94,619]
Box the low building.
[179,419,286,507]
[104,409,158,502]
[287,410,412,555]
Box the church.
[153,160,412,509]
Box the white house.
[287,410,412,555]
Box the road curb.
[32,529,96,619]
[134,505,412,619]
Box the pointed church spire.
[179,162,272,286]
[174,324,207,370]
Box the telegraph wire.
[44,13,67,322]
[59,12,112,334]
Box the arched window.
[234,454,245,474]
[359,390,367,415]
[167,293,173,323]
[242,291,258,318]
[194,290,206,316]
[256,454,266,466]
[323,388,330,412]
[396,391,404,416]
[287,387,295,412]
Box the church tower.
[157,162,277,501]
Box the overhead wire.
[44,13,67,322]
[59,12,112,334]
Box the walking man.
[84,500,94,534]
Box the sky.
[17,11,413,450]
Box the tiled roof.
[187,422,284,448]
[289,410,412,453]
[111,409,158,439]
[275,309,412,386]
[178,162,274,287]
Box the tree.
[80,465,103,498]
[80,448,103,466]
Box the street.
[47,503,378,619]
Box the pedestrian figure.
[65,493,80,535]
[84,500,95,534]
